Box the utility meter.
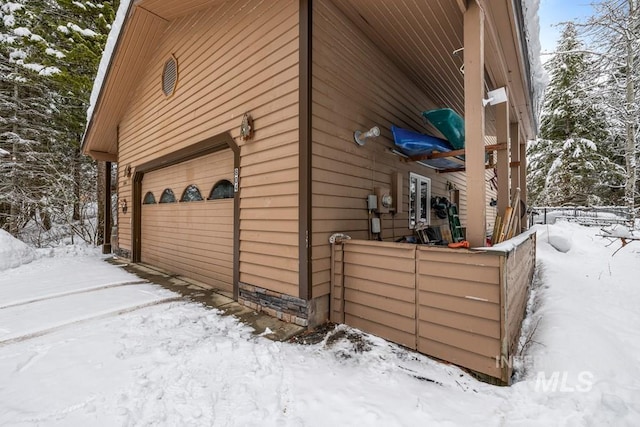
[374,187,392,214]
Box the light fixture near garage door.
[162,55,178,97]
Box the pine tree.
[42,0,117,241]
[0,0,59,235]
[528,22,626,206]
[0,0,116,242]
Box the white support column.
[464,1,486,247]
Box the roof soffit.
[83,5,169,156]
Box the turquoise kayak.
[422,108,465,150]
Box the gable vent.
[162,55,178,96]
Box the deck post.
[509,122,520,231]
[102,161,112,254]
[519,135,528,230]
[496,99,510,218]
[463,1,486,246]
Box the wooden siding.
[330,235,535,384]
[330,240,417,349]
[84,6,168,155]
[312,0,486,298]
[116,0,300,297]
[140,150,234,291]
[138,0,222,20]
[504,232,536,356]
[417,246,502,380]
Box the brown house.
[83,0,538,384]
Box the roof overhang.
[83,0,538,160]
[82,0,223,159]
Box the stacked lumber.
[493,188,521,244]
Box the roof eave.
[81,0,136,157]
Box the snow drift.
[0,229,36,271]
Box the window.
[409,173,431,229]
[208,179,234,200]
[142,192,156,204]
[159,188,176,203]
[180,184,203,202]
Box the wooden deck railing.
[330,231,536,384]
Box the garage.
[140,149,235,293]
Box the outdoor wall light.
[483,87,508,107]
[354,126,380,146]
[119,199,128,214]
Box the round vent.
[162,56,178,96]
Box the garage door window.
[159,188,176,203]
[181,184,204,202]
[143,192,156,204]
[208,180,234,200]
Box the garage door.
[140,149,235,293]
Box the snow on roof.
[521,0,548,127]
[85,0,133,132]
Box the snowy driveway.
[1,254,501,426]
[1,223,640,426]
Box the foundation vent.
[162,55,178,96]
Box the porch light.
[483,87,508,107]
[354,126,380,146]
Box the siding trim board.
[132,132,240,299]
[299,0,312,300]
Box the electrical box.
[391,172,402,213]
[371,217,381,234]
[374,187,392,214]
[367,194,377,211]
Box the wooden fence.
[330,232,536,384]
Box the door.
[140,149,235,293]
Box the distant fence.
[530,206,634,227]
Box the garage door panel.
[140,223,234,237]
[145,248,233,271]
[141,150,234,292]
[144,240,234,262]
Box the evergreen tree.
[528,22,626,206]
[41,0,117,240]
[0,0,59,234]
[0,0,116,242]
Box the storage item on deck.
[391,125,464,170]
[422,108,465,149]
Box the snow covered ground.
[0,222,639,426]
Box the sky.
[537,0,599,55]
